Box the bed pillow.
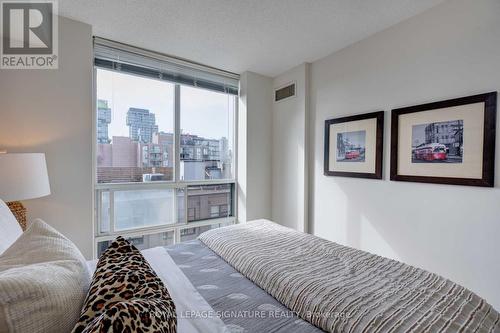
[72,237,177,333]
[0,199,23,254]
[0,218,91,333]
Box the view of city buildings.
[96,99,232,183]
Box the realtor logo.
[1,0,58,69]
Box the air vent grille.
[275,83,295,102]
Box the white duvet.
[87,247,229,333]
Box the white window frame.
[92,67,238,259]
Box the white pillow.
[0,219,90,333]
[0,200,23,255]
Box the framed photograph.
[324,111,384,179]
[390,92,497,187]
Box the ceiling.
[59,0,445,77]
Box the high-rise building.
[179,133,228,180]
[97,100,111,144]
[126,108,158,143]
[138,132,174,168]
[179,134,220,161]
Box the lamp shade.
[0,153,51,202]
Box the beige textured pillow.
[0,219,90,333]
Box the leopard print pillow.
[72,237,176,333]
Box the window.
[113,189,175,231]
[210,206,220,217]
[180,86,234,181]
[96,69,175,183]
[186,184,233,222]
[93,38,238,258]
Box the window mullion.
[233,93,238,222]
[95,190,101,235]
[184,185,188,224]
[109,190,115,234]
[174,84,181,183]
[173,187,178,225]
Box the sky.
[96,69,235,143]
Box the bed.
[1,203,498,333]
[87,219,499,333]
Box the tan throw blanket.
[198,219,499,333]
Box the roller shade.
[94,37,239,95]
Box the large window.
[180,86,234,181]
[96,69,174,183]
[93,39,238,257]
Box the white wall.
[272,64,309,232]
[308,0,500,308]
[0,17,94,258]
[238,72,273,222]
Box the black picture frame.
[390,92,497,187]
[324,111,384,179]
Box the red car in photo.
[413,143,447,161]
[345,150,360,159]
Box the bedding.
[73,237,176,333]
[0,219,90,333]
[167,240,323,333]
[86,242,320,333]
[199,219,500,333]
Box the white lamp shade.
[0,153,51,202]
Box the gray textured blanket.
[167,240,323,333]
[198,219,500,333]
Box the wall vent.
[274,83,296,102]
